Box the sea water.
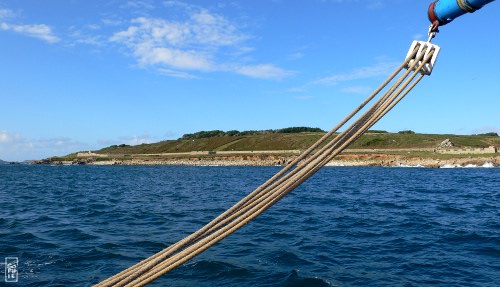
[0,165,498,286]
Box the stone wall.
[435,146,497,154]
[76,151,108,158]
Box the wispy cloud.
[0,8,59,43]
[102,18,123,26]
[0,130,22,143]
[97,133,159,146]
[0,131,88,161]
[472,127,500,135]
[366,1,383,9]
[314,59,398,85]
[0,131,171,160]
[0,8,15,19]
[157,68,198,79]
[1,3,293,79]
[37,137,86,150]
[110,4,293,79]
[69,28,105,46]
[121,0,155,11]
[323,0,384,9]
[0,22,60,43]
[110,12,242,71]
[163,0,194,10]
[235,64,295,79]
[121,134,156,145]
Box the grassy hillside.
[93,132,500,156]
[349,133,500,148]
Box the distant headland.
[35,128,500,168]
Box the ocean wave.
[440,164,462,168]
[440,162,496,168]
[481,162,495,168]
[282,270,333,287]
[395,164,424,168]
[185,260,253,279]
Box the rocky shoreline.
[39,154,500,168]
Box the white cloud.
[110,13,242,71]
[157,68,198,79]
[76,35,103,46]
[102,18,123,26]
[236,64,295,79]
[0,131,88,161]
[69,28,105,46]
[0,8,15,19]
[163,1,197,11]
[322,0,384,9]
[0,22,59,43]
[314,60,398,85]
[366,1,383,9]
[0,130,20,143]
[121,0,155,11]
[124,135,155,145]
[472,127,500,135]
[110,5,293,79]
[36,137,86,150]
[98,133,158,147]
[134,43,214,70]
[0,7,59,43]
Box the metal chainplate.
[405,40,441,76]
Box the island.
[36,128,500,168]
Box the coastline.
[40,153,500,168]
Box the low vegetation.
[477,132,498,137]
[398,130,416,134]
[91,128,500,157]
[181,127,325,140]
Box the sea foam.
[440,162,495,168]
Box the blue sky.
[0,0,499,161]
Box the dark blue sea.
[1,165,499,286]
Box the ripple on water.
[1,165,498,286]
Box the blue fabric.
[434,0,495,24]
